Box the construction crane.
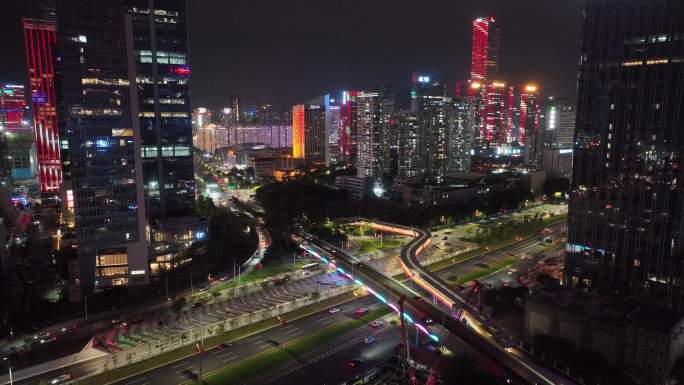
[398,295,418,385]
[455,280,481,321]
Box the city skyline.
[3,1,684,385]
[1,0,583,109]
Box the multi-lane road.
[110,295,382,385]
[303,214,574,385]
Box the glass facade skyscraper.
[567,0,684,307]
[56,0,148,292]
[126,0,195,221]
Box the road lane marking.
[175,366,195,374]
[221,355,238,363]
[246,335,262,342]
[255,341,272,349]
[125,378,147,385]
[171,361,189,369]
[216,351,235,359]
[288,330,304,337]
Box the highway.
[394,220,574,385]
[108,295,382,385]
[303,218,574,385]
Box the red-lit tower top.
[470,17,499,82]
[23,18,62,193]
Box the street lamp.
[2,357,12,385]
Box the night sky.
[1,0,583,110]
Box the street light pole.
[199,311,204,383]
[3,357,12,385]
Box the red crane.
[455,280,481,321]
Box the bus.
[302,263,321,272]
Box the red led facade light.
[23,18,62,193]
[470,17,497,82]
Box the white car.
[370,320,383,328]
[328,307,340,314]
[363,337,376,344]
[49,373,72,384]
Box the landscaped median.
[186,307,391,385]
[77,291,362,385]
[448,257,517,286]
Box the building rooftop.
[626,304,684,333]
[529,287,636,323]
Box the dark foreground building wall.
[56,0,149,293]
[566,0,684,307]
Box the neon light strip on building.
[292,104,305,159]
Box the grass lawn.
[357,237,408,254]
[190,260,315,298]
[448,257,517,286]
[77,291,361,385]
[191,307,391,385]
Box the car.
[363,337,376,344]
[502,280,510,287]
[414,296,424,302]
[328,307,340,314]
[506,270,514,275]
[348,358,363,367]
[423,317,434,325]
[370,320,383,328]
[40,336,57,344]
[355,307,368,315]
[49,373,72,384]
[219,275,230,281]
[198,285,209,292]
[34,331,52,340]
[215,342,232,350]
[442,236,448,240]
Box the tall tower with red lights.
[22,18,62,193]
[470,17,500,82]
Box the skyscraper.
[56,0,148,292]
[324,96,340,166]
[292,95,327,165]
[447,96,475,173]
[126,0,194,221]
[397,111,422,179]
[339,90,359,166]
[566,0,684,308]
[540,97,575,150]
[470,17,500,82]
[411,74,453,184]
[23,17,62,193]
[356,91,381,178]
[520,84,542,168]
[540,97,575,179]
